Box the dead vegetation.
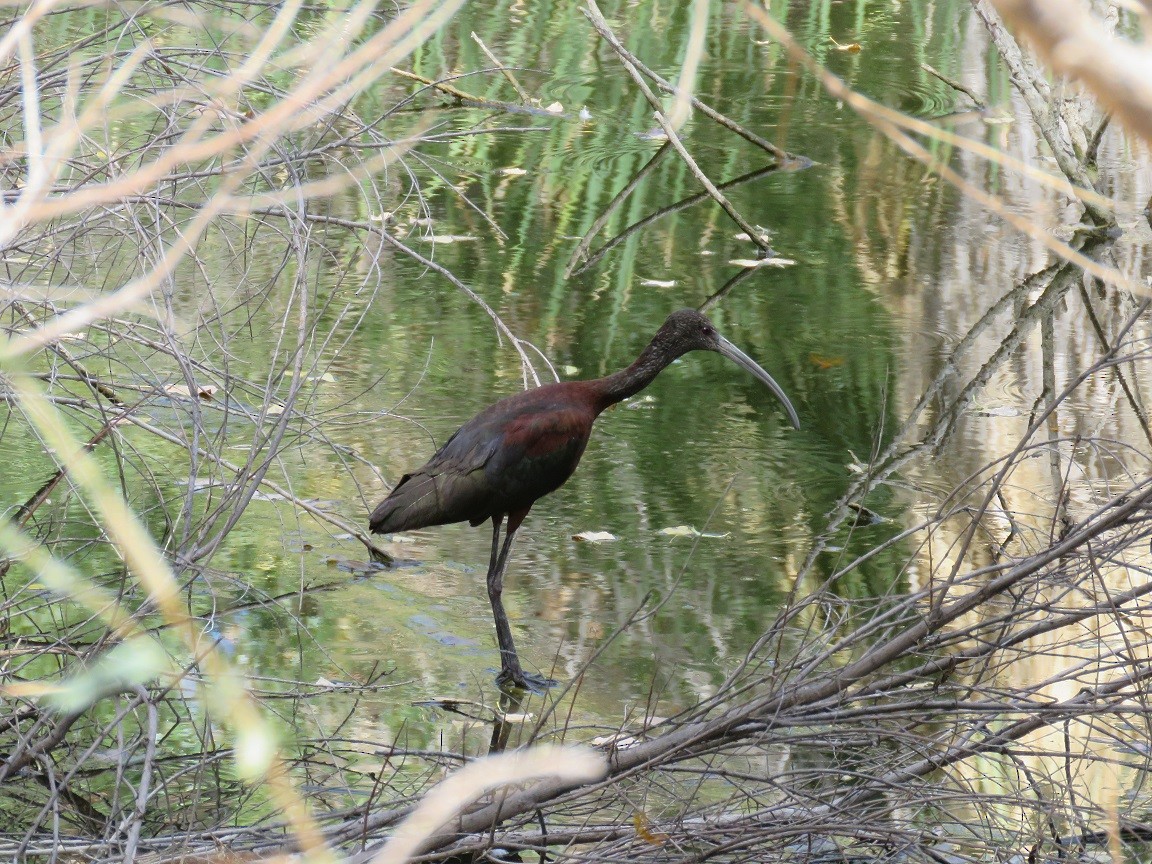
[2,1,1152,862]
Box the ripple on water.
[543,71,601,107]
[817,40,971,120]
[977,373,1030,418]
[561,131,667,172]
[884,77,965,119]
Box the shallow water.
[6,0,1152,829]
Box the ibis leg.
[485,516,554,691]
[487,517,525,684]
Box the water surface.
[6,0,1152,837]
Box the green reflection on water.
[0,0,971,731]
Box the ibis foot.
[497,666,557,694]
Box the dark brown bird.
[370,309,799,690]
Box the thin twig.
[582,2,794,163]
[920,61,986,108]
[584,0,772,253]
[470,33,531,103]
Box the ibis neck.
[595,343,679,409]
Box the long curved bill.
[716,336,801,430]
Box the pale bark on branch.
[989,0,1152,150]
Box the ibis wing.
[367,427,500,533]
[369,389,594,534]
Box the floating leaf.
[658,525,730,539]
[544,101,564,114]
[734,231,771,243]
[573,530,618,543]
[418,234,478,244]
[728,256,796,268]
[640,278,676,288]
[562,364,580,377]
[809,353,844,369]
[165,382,218,400]
[846,450,869,475]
